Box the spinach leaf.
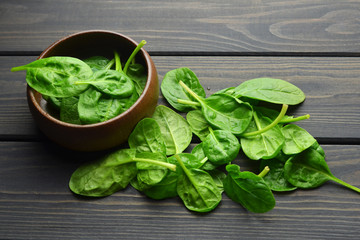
[191,143,218,171]
[152,105,192,155]
[241,111,285,160]
[233,78,305,105]
[69,149,137,197]
[208,169,226,193]
[161,68,206,112]
[96,97,124,122]
[180,82,253,135]
[142,170,179,200]
[284,148,360,193]
[59,96,81,124]
[175,155,222,212]
[186,110,210,141]
[43,95,62,110]
[223,164,276,213]
[127,63,147,96]
[78,87,102,124]
[11,57,92,97]
[202,129,241,165]
[260,158,297,192]
[281,124,316,155]
[83,56,111,72]
[75,69,134,98]
[168,153,203,170]
[134,152,169,189]
[128,118,166,154]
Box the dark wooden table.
[1,1,360,239]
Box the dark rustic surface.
[0,1,359,239]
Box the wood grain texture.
[0,141,359,239]
[1,0,360,53]
[2,55,360,141]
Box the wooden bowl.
[27,30,159,151]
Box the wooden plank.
[2,56,360,141]
[1,0,360,53]
[0,141,359,239]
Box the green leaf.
[191,143,218,171]
[186,110,211,141]
[83,56,111,72]
[284,148,360,193]
[161,68,206,112]
[12,57,92,97]
[260,158,297,192]
[128,118,166,154]
[69,149,137,197]
[152,105,192,155]
[76,69,134,98]
[281,124,316,155]
[176,155,222,212]
[134,152,169,188]
[59,96,81,124]
[241,112,285,160]
[202,129,241,165]
[78,87,103,124]
[233,78,305,105]
[126,63,147,96]
[223,164,276,213]
[180,81,253,135]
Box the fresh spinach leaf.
[127,63,147,96]
[96,97,124,122]
[152,105,192,155]
[223,164,276,213]
[241,111,285,160]
[83,56,111,72]
[191,143,218,171]
[284,148,360,193]
[260,158,297,192]
[142,170,179,200]
[75,69,135,98]
[233,78,305,105]
[186,110,211,141]
[59,96,81,124]
[11,57,92,97]
[180,81,253,135]
[175,155,222,212]
[134,152,169,189]
[77,87,103,124]
[69,149,137,197]
[128,118,166,154]
[202,128,241,165]
[208,169,226,193]
[161,68,206,112]
[281,124,316,155]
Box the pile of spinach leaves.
[67,67,359,214]
[11,41,148,124]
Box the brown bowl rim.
[28,30,155,129]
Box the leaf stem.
[258,166,270,178]
[280,114,310,124]
[331,176,360,193]
[177,99,201,107]
[179,80,202,103]
[242,104,288,137]
[114,51,122,72]
[123,40,146,74]
[175,154,192,176]
[104,58,115,70]
[132,157,177,172]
